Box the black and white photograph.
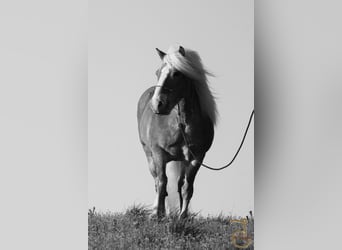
[89,1,254,249]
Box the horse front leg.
[179,160,201,219]
[152,152,168,218]
[146,156,159,216]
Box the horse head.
[151,46,189,114]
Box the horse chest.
[143,112,193,158]
[139,99,209,162]
[156,120,196,160]
[154,119,183,147]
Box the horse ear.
[156,48,166,59]
[179,46,185,56]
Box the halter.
[175,101,254,171]
[153,85,173,92]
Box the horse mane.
[164,46,218,125]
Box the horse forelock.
[163,46,218,125]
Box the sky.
[89,0,253,216]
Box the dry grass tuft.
[88,205,254,249]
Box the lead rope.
[177,103,254,171]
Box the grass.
[88,205,254,249]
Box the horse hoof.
[149,212,158,220]
[179,212,188,219]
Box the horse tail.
[165,161,185,214]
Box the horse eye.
[173,71,181,77]
[163,88,172,94]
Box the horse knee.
[157,178,168,196]
[154,181,158,193]
[182,180,194,200]
[186,185,194,200]
[177,177,184,193]
[181,181,188,196]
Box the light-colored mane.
[164,46,218,125]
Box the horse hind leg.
[165,161,184,215]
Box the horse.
[137,45,217,218]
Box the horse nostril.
[158,101,164,108]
